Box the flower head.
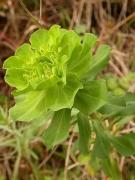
[3,25,98,121]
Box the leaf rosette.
[3,25,110,121]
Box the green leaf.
[82,33,97,50]
[10,74,82,121]
[77,113,91,154]
[111,133,135,156]
[74,80,107,114]
[99,92,135,116]
[125,92,135,102]
[115,117,132,130]
[30,29,49,49]
[3,44,37,91]
[4,69,28,90]
[15,43,36,60]
[3,56,24,69]
[99,94,126,116]
[85,45,110,80]
[92,120,110,158]
[0,107,6,124]
[121,93,135,116]
[68,33,97,78]
[43,109,71,148]
[10,91,47,121]
[102,157,121,180]
[43,74,83,111]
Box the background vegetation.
[0,0,135,179]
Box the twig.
[118,0,128,21]
[69,1,78,29]
[121,127,135,134]
[18,24,37,45]
[0,22,9,41]
[109,61,124,77]
[86,0,92,31]
[40,0,43,23]
[67,162,80,170]
[0,41,16,51]
[17,0,43,28]
[27,157,39,180]
[76,0,86,24]
[64,130,75,180]
[110,11,135,34]
[8,0,19,39]
[4,154,12,179]
[120,156,125,172]
[39,146,58,168]
[112,52,129,75]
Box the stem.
[64,127,75,180]
[12,152,21,180]
[27,157,39,180]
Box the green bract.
[3,25,110,121]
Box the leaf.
[68,33,97,78]
[30,29,49,49]
[115,117,132,130]
[99,92,135,116]
[44,74,83,111]
[85,45,110,80]
[74,80,107,114]
[111,133,135,156]
[4,69,28,90]
[77,113,91,154]
[99,94,126,116]
[82,33,97,50]
[3,56,24,69]
[120,93,135,116]
[43,109,71,148]
[15,43,36,60]
[125,92,135,102]
[102,157,121,180]
[0,107,6,124]
[10,74,82,121]
[92,120,110,158]
[3,44,37,91]
[10,91,47,121]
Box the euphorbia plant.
[4,25,110,123]
[3,25,135,178]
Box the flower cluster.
[4,25,109,121]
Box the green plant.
[104,73,135,96]
[3,25,135,179]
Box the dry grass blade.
[40,0,43,23]
[86,0,92,31]
[17,0,43,28]
[64,130,75,180]
[110,11,135,34]
[39,146,58,168]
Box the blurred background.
[0,0,135,179]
